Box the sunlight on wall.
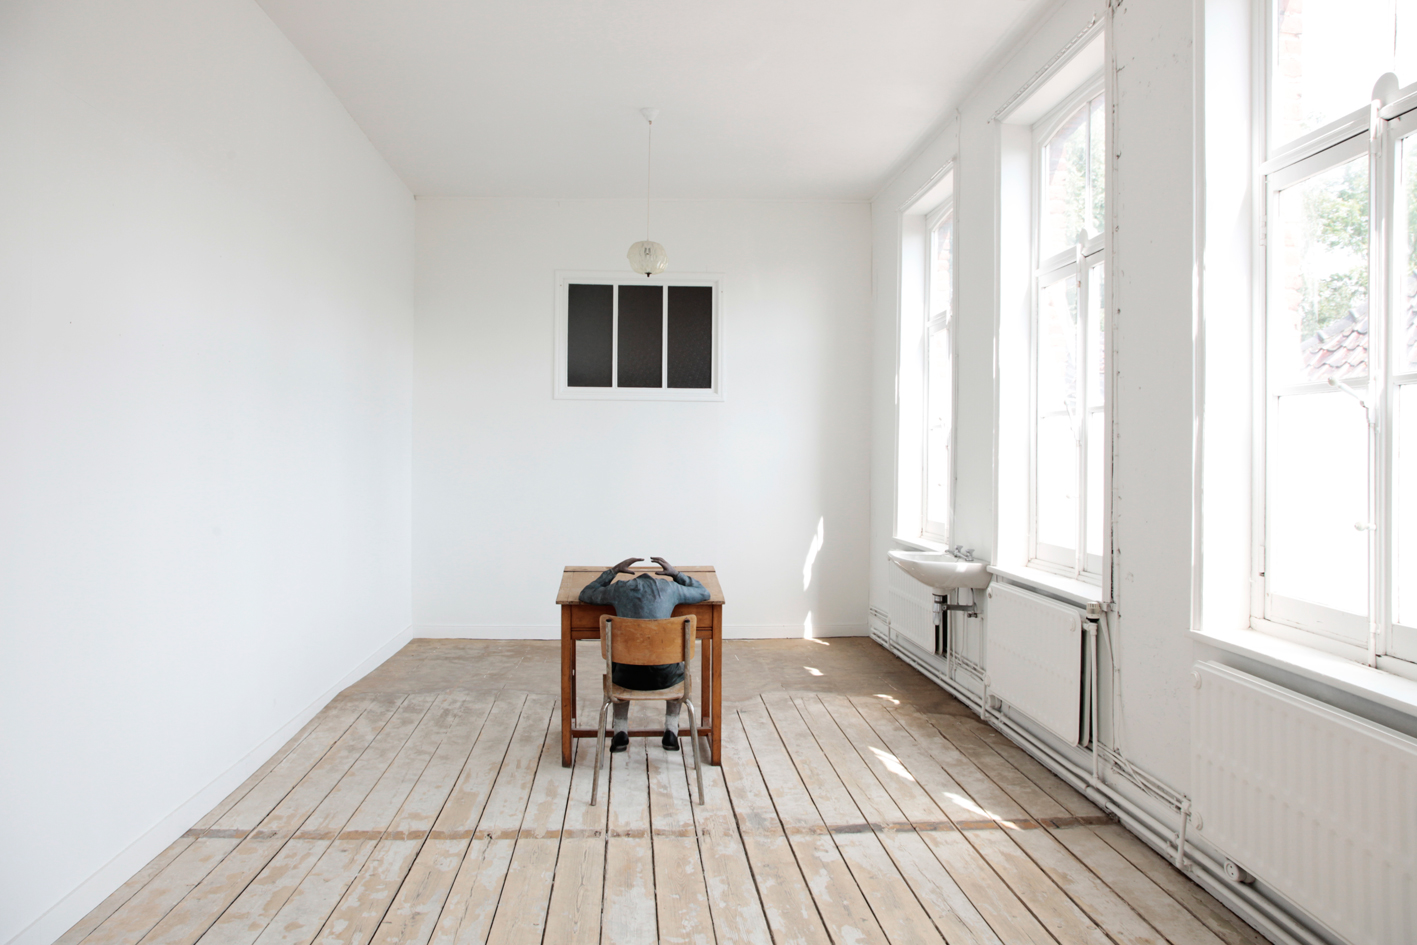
[802,516,825,590]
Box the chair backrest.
[600,615,696,666]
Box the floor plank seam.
[304,694,447,945]
[535,727,581,945]
[849,694,1077,945]
[797,693,978,945]
[142,693,400,945]
[764,693,940,945]
[64,642,1270,945]
[296,693,448,945]
[728,707,835,945]
[922,709,1171,945]
[702,730,760,945]
[481,694,558,945]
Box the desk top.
[556,566,724,606]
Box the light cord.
[645,118,653,241]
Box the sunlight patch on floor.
[944,790,1019,828]
[869,745,916,782]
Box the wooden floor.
[58,639,1268,945]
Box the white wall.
[415,198,872,639]
[870,0,1198,806]
[0,3,414,943]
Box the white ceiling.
[256,0,1044,200]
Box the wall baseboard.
[7,623,415,945]
[413,624,866,640]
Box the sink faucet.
[952,545,975,562]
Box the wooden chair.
[590,614,704,806]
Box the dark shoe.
[662,729,680,751]
[610,731,629,753]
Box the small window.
[555,273,722,400]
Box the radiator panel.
[984,582,1083,745]
[887,563,936,653]
[1192,662,1417,944]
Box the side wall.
[414,198,872,638]
[869,0,1196,832]
[0,3,415,942]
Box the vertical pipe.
[1088,618,1100,786]
[935,592,946,656]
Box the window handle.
[1325,376,1376,428]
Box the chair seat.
[603,674,686,701]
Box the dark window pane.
[567,284,612,387]
[617,284,663,388]
[668,286,713,389]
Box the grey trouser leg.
[614,700,681,733]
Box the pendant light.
[627,108,668,277]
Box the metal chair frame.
[590,614,704,806]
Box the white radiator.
[984,583,1084,745]
[1192,662,1417,945]
[887,563,937,654]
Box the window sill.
[1191,625,1417,719]
[554,387,723,402]
[987,564,1104,608]
[892,535,949,553]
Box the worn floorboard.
[59,639,1263,945]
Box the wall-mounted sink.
[888,549,991,592]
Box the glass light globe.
[627,240,668,276]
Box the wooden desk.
[557,565,724,767]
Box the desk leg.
[711,604,723,765]
[561,606,573,767]
[700,626,711,743]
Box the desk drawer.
[569,603,715,629]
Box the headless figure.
[579,556,710,752]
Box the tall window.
[896,169,953,547]
[1033,88,1106,578]
[1261,0,1417,661]
[924,202,954,540]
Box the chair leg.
[685,698,704,805]
[591,700,610,806]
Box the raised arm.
[578,557,640,604]
[652,557,711,605]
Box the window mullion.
[921,304,931,537]
[1373,106,1396,661]
[1075,244,1088,577]
[611,285,619,388]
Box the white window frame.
[1028,78,1108,581]
[894,165,956,549]
[922,198,956,543]
[553,271,723,402]
[1252,0,1417,667]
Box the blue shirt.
[580,569,710,690]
